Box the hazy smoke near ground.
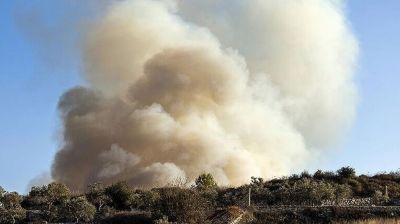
[52,0,358,190]
[27,172,52,192]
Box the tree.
[337,166,356,179]
[61,196,96,223]
[46,182,71,207]
[23,185,47,209]
[195,173,217,190]
[0,192,26,224]
[86,183,111,211]
[300,171,312,179]
[23,182,71,222]
[313,170,324,180]
[105,182,136,210]
[250,177,264,187]
[154,188,211,224]
[132,189,160,210]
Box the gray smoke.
[51,0,358,190]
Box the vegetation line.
[1,167,400,223]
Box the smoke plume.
[52,0,358,190]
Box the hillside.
[1,167,400,223]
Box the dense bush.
[195,173,218,190]
[337,167,357,179]
[105,182,136,210]
[153,187,212,224]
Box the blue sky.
[324,1,400,174]
[0,1,399,193]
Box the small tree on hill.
[313,170,324,180]
[61,196,96,223]
[337,167,356,179]
[195,173,217,190]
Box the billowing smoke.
[52,0,358,190]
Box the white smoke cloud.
[51,0,358,190]
[98,144,141,178]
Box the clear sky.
[1,1,399,193]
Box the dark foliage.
[337,166,356,179]
[152,187,212,224]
